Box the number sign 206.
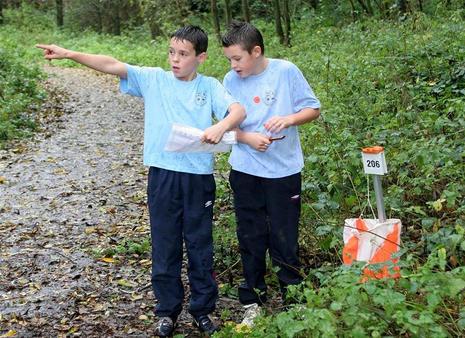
[361,148,387,175]
[366,160,381,168]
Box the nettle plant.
[0,45,45,142]
[216,248,465,337]
[285,12,465,266]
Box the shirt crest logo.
[195,91,207,106]
[264,90,276,106]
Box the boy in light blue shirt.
[222,21,320,326]
[37,25,245,337]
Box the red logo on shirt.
[253,96,261,104]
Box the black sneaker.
[155,317,175,337]
[193,314,219,336]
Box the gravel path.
[0,66,241,337]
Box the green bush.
[0,46,45,144]
[285,13,465,267]
[2,3,55,31]
[215,248,465,337]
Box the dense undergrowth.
[0,44,45,144]
[1,3,464,336]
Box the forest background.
[0,0,464,336]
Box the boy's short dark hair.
[222,21,265,55]
[171,25,208,55]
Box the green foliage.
[290,13,465,268]
[65,0,145,34]
[215,249,465,337]
[2,2,55,31]
[140,0,191,38]
[213,204,239,283]
[94,237,151,258]
[0,44,45,144]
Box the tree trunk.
[113,3,121,36]
[356,0,373,15]
[0,0,3,25]
[373,0,388,16]
[282,0,291,47]
[93,1,103,33]
[56,0,63,27]
[366,0,374,14]
[273,0,284,45]
[241,0,251,22]
[397,0,408,14]
[417,0,423,11]
[308,0,318,9]
[210,0,221,43]
[150,22,162,39]
[224,0,232,26]
[348,0,357,20]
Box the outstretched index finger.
[35,44,51,50]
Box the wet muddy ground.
[0,66,243,337]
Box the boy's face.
[168,38,206,81]
[223,44,262,78]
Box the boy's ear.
[197,52,207,63]
[252,45,263,58]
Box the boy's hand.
[201,123,228,144]
[35,44,127,78]
[264,116,293,133]
[243,132,272,152]
[36,44,70,60]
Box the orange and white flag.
[343,218,401,279]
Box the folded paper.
[164,123,237,153]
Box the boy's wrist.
[286,115,296,127]
[65,50,75,59]
[236,129,248,144]
[216,119,231,133]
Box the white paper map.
[164,123,237,153]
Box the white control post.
[361,146,388,222]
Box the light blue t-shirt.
[120,64,236,174]
[223,59,320,178]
